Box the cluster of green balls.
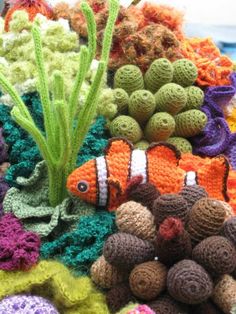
[108,58,207,153]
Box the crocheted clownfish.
[67,138,233,211]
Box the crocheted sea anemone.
[167,137,192,153]
[172,59,198,87]
[114,65,144,95]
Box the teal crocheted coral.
[144,58,173,93]
[114,65,144,95]
[174,109,208,137]
[184,86,204,111]
[172,59,198,87]
[155,83,187,115]
[40,211,116,275]
[167,137,192,153]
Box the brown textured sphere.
[152,194,189,227]
[116,201,156,242]
[167,259,213,304]
[90,255,127,289]
[192,236,236,276]
[180,185,208,209]
[222,216,236,247]
[213,275,236,314]
[127,182,160,209]
[148,294,189,314]
[187,198,226,243]
[129,261,167,300]
[106,283,134,313]
[103,232,155,269]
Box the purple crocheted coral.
[0,128,8,164]
[0,295,59,314]
[0,213,40,270]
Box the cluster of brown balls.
[90,183,236,314]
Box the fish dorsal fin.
[146,142,181,165]
[104,137,133,158]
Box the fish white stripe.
[96,156,108,206]
[130,149,147,183]
[185,171,197,186]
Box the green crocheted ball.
[134,140,150,150]
[114,65,144,95]
[144,112,175,142]
[144,58,174,93]
[174,109,207,137]
[129,90,156,125]
[97,103,117,120]
[113,88,129,114]
[184,86,204,111]
[167,137,192,153]
[110,115,143,143]
[155,83,187,115]
[172,59,198,87]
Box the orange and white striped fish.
[67,138,234,211]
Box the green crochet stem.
[0,0,119,207]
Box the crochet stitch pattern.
[106,283,134,313]
[213,275,236,314]
[148,294,189,314]
[114,65,144,95]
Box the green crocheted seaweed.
[144,58,174,93]
[110,115,143,143]
[114,65,144,95]
[129,90,156,125]
[155,83,187,115]
[184,86,204,111]
[0,0,119,207]
[174,109,208,138]
[134,140,150,150]
[144,112,175,142]
[167,137,192,153]
[40,211,116,275]
[113,88,129,114]
[172,59,198,87]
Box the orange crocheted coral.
[4,0,54,32]
[181,38,233,86]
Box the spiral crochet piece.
[0,295,59,314]
[156,217,192,265]
[90,255,127,289]
[167,137,192,153]
[144,112,175,142]
[129,90,156,125]
[213,275,236,314]
[129,261,167,300]
[172,59,198,87]
[116,201,156,242]
[184,86,204,111]
[152,194,189,227]
[113,88,130,114]
[167,259,213,304]
[106,283,134,313]
[174,109,208,137]
[155,83,187,115]
[187,198,226,243]
[180,185,208,210]
[192,236,236,276]
[110,115,143,143]
[114,65,144,95]
[222,217,236,247]
[148,294,189,314]
[144,58,174,93]
[103,232,155,269]
[127,182,160,209]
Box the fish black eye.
[77,181,89,193]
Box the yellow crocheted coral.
[0,260,109,314]
[227,107,236,132]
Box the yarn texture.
[184,86,204,111]
[180,185,208,209]
[213,275,236,314]
[148,294,189,314]
[106,283,133,313]
[172,59,198,87]
[113,88,129,114]
[167,137,192,153]
[222,217,236,247]
[114,65,144,95]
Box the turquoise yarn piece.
[0,93,108,186]
[40,211,117,275]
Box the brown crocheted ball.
[187,198,226,244]
[222,217,236,247]
[180,185,208,209]
[148,294,189,314]
[127,182,160,210]
[213,275,236,314]
[106,283,134,313]
[192,236,236,277]
[191,300,224,314]
[156,217,192,266]
[129,261,167,300]
[103,232,155,269]
[90,255,127,289]
[167,259,213,304]
[152,194,189,227]
[116,201,156,242]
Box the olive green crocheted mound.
[145,112,175,142]
[114,65,144,95]
[167,137,192,153]
[134,140,150,150]
[172,59,198,87]
[113,88,129,114]
[184,86,204,111]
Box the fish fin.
[146,142,181,165]
[107,176,124,196]
[126,175,143,196]
[198,155,230,201]
[105,137,133,158]
[107,176,125,211]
